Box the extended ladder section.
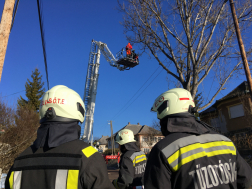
[81,40,139,143]
[94,41,129,71]
[82,41,100,142]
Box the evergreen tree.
[18,68,45,111]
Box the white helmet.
[39,85,85,123]
[151,88,195,119]
[115,129,136,145]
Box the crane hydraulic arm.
[81,40,138,143]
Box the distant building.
[200,81,252,135]
[107,122,164,153]
[97,135,109,153]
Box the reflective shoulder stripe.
[9,171,14,189]
[162,134,232,158]
[55,170,68,189]
[161,134,236,172]
[130,151,147,167]
[13,171,22,189]
[82,146,97,158]
[67,170,79,189]
[55,169,79,189]
[9,171,22,189]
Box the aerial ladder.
[81,40,139,143]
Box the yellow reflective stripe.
[9,171,14,189]
[172,148,236,172]
[67,170,79,189]
[82,146,97,158]
[133,154,146,166]
[169,141,235,163]
[135,156,147,164]
[168,141,236,172]
[113,179,120,189]
[171,151,207,171]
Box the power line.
[112,65,164,120]
[37,0,49,90]
[2,90,25,98]
[10,0,20,31]
[99,65,163,135]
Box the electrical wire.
[10,0,20,31]
[37,0,50,90]
[112,65,161,119]
[98,65,163,136]
[112,65,164,120]
[2,90,25,98]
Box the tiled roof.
[199,105,217,115]
[98,135,109,145]
[200,81,249,116]
[107,122,161,140]
[137,125,162,135]
[218,81,248,101]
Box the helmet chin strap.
[188,105,197,114]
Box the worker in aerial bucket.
[126,42,132,58]
[5,85,114,189]
[112,129,147,189]
[144,88,252,189]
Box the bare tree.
[118,0,252,111]
[141,127,162,147]
[152,119,161,131]
[0,103,39,173]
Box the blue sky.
[0,1,249,139]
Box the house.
[200,81,252,135]
[107,122,164,153]
[97,135,109,153]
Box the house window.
[158,137,162,141]
[142,136,148,142]
[229,104,244,119]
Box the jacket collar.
[33,121,81,149]
[161,113,213,136]
[124,142,140,152]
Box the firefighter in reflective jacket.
[144,88,252,189]
[5,85,114,189]
[112,129,146,189]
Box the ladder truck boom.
[81,40,139,143]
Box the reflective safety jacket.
[113,142,147,189]
[5,122,114,189]
[144,115,252,189]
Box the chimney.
[128,122,130,125]
[137,123,140,125]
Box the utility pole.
[109,120,115,155]
[229,0,252,99]
[0,0,15,81]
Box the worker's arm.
[236,151,252,189]
[113,155,134,189]
[144,145,172,189]
[81,152,115,189]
